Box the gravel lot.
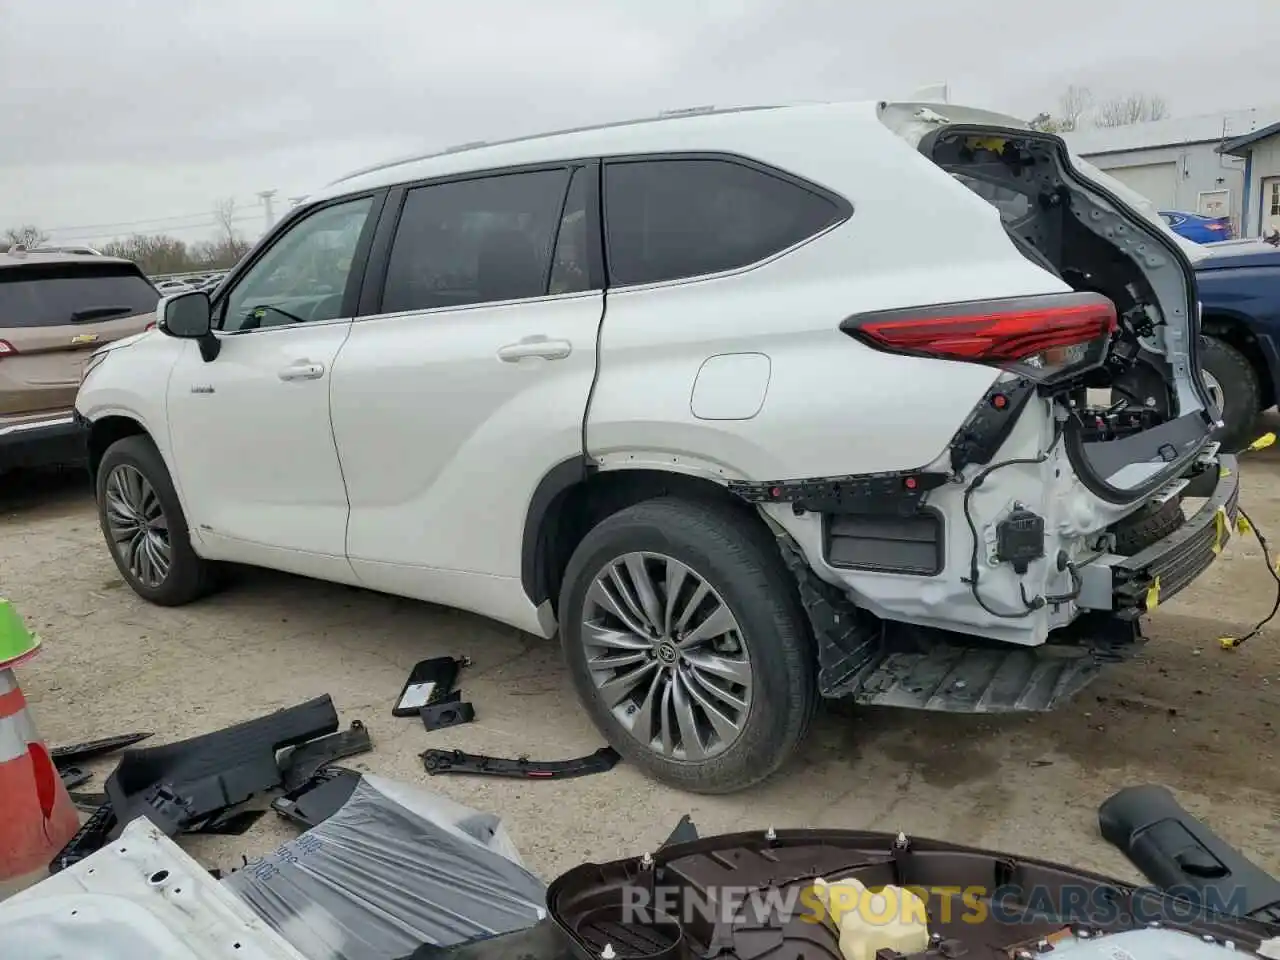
[3,432,1278,889]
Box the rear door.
[329,163,604,612]
[0,259,157,422]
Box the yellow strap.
[1212,506,1228,555]
[1145,575,1161,611]
[1247,432,1276,452]
[1220,465,1232,478]
[1219,636,1239,650]
[1237,514,1254,536]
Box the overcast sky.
[3,0,1279,248]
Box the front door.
[328,165,604,627]
[165,195,378,579]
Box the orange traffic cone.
[0,599,80,882]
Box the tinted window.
[603,159,843,285]
[0,264,159,328]
[382,169,571,313]
[221,196,373,332]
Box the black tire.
[558,496,815,794]
[95,434,218,606]
[1111,498,1185,555]
[1200,336,1261,453]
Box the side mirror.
[158,291,212,338]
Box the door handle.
[497,336,572,362]
[278,361,325,381]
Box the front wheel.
[558,496,815,794]
[96,435,218,606]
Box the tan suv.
[1,249,158,471]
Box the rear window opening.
[0,263,159,329]
[922,129,1213,502]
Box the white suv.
[76,101,1235,793]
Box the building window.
[1271,181,1280,218]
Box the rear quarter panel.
[587,110,1073,481]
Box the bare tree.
[1057,85,1093,132]
[211,197,252,264]
[1094,93,1169,128]
[3,224,50,250]
[1028,85,1093,133]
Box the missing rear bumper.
[1111,453,1240,616]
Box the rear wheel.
[1200,336,1261,452]
[558,496,815,794]
[96,435,218,606]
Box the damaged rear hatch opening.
[877,102,1219,504]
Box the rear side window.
[381,168,572,314]
[603,158,845,286]
[0,264,159,328]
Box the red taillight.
[145,322,156,331]
[1207,222,1226,231]
[0,339,16,359]
[842,293,1117,385]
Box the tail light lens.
[841,293,1117,385]
[0,339,16,359]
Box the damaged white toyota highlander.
[75,100,1236,792]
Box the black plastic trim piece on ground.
[272,767,363,829]
[421,746,620,780]
[50,802,118,874]
[1099,784,1280,924]
[104,694,339,838]
[421,700,476,732]
[278,720,372,791]
[393,657,471,718]
[51,731,153,769]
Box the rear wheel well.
[525,467,772,616]
[88,416,148,480]
[1201,313,1275,410]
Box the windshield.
[0,264,159,328]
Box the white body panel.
[165,323,359,582]
[329,293,604,633]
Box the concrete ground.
[2,435,1278,891]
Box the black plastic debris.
[659,813,699,849]
[397,919,575,960]
[1099,783,1280,923]
[50,802,117,873]
[105,694,340,838]
[394,656,471,717]
[58,765,91,790]
[191,808,268,836]
[51,731,153,768]
[272,767,363,829]
[421,700,476,732]
[421,746,619,780]
[278,719,372,791]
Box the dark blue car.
[1160,210,1234,244]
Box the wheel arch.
[1200,311,1277,410]
[521,461,770,615]
[87,415,150,480]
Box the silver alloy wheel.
[581,551,752,761]
[1202,369,1225,419]
[104,464,172,588]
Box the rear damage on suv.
[753,104,1235,712]
[0,252,158,471]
